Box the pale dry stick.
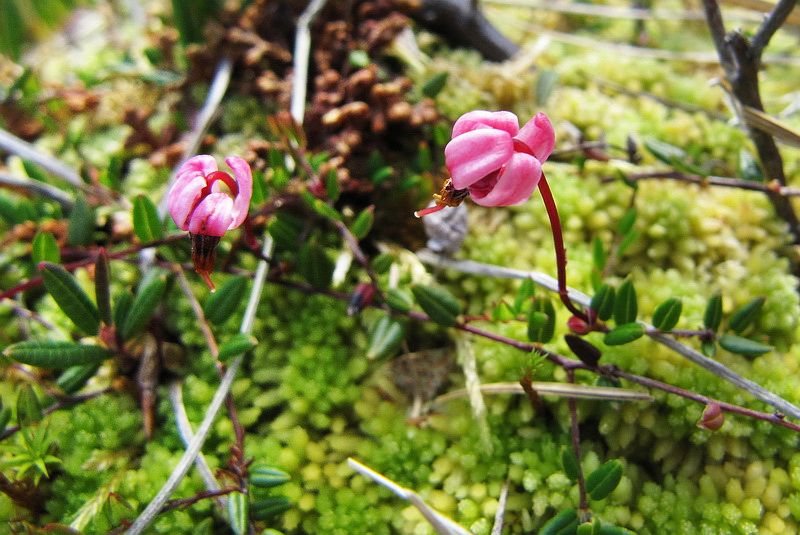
[490,478,510,535]
[0,170,74,209]
[290,0,328,124]
[0,127,85,188]
[125,236,274,535]
[416,249,800,420]
[173,266,219,357]
[433,381,653,404]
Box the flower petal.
[445,129,514,189]
[225,156,253,229]
[187,193,234,236]
[168,175,207,230]
[451,110,520,138]
[515,113,555,161]
[470,153,541,206]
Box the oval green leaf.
[367,315,404,360]
[514,277,536,313]
[411,284,462,327]
[298,243,334,289]
[617,208,637,236]
[120,276,167,341]
[250,464,291,488]
[592,236,606,272]
[603,323,645,346]
[561,446,580,481]
[227,491,248,535]
[204,276,249,325]
[95,249,112,326]
[704,292,723,332]
[591,284,615,322]
[133,195,163,243]
[32,231,60,265]
[16,384,42,426]
[56,363,102,395]
[5,341,113,369]
[268,212,304,251]
[67,194,94,246]
[652,297,682,332]
[384,288,413,313]
[586,459,623,501]
[217,333,258,363]
[613,279,638,325]
[40,263,100,336]
[727,297,765,334]
[528,298,556,344]
[540,508,580,535]
[718,333,772,357]
[350,205,374,240]
[251,495,291,521]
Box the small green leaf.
[738,148,764,182]
[591,284,615,322]
[616,229,639,257]
[251,496,291,521]
[727,297,765,334]
[348,49,370,68]
[301,191,343,222]
[652,297,682,332]
[40,263,100,336]
[565,334,602,367]
[268,212,304,251]
[576,521,597,535]
[613,279,638,325]
[597,526,637,535]
[67,195,94,246]
[204,276,249,325]
[592,236,606,272]
[603,323,645,346]
[644,138,686,166]
[701,339,717,358]
[384,288,413,313]
[704,293,723,332]
[718,333,772,357]
[528,298,556,344]
[95,248,112,326]
[586,460,623,501]
[31,232,60,265]
[351,206,374,240]
[540,509,580,535]
[411,284,462,327]
[16,384,42,426]
[250,465,291,488]
[5,341,113,369]
[367,315,404,360]
[491,300,516,321]
[298,243,334,289]
[0,406,11,433]
[514,278,536,313]
[561,447,580,481]
[113,291,134,331]
[217,333,258,363]
[227,491,248,535]
[132,195,164,243]
[422,72,449,99]
[120,276,167,340]
[617,208,637,235]
[56,363,101,395]
[325,169,340,201]
[536,70,559,106]
[371,253,394,274]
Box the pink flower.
[168,155,252,237]
[444,110,554,206]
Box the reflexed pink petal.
[470,153,541,206]
[225,156,253,229]
[452,110,519,138]
[187,193,234,236]
[179,155,218,179]
[168,175,207,230]
[515,113,555,161]
[445,129,514,189]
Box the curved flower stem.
[537,173,589,321]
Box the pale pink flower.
[168,155,252,237]
[445,110,554,206]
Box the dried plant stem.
[0,171,75,209]
[290,0,328,123]
[601,170,800,196]
[0,127,85,189]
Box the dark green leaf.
[644,138,686,166]
[268,212,304,251]
[0,406,10,433]
[367,315,404,360]
[371,253,394,274]
[67,195,93,246]
[718,334,772,357]
[113,291,134,331]
[384,288,413,313]
[411,284,462,327]
[586,460,623,501]
[204,276,249,325]
[120,276,167,340]
[31,232,60,265]
[738,148,764,182]
[701,339,717,358]
[592,236,606,272]
[597,526,637,535]
[301,191,343,222]
[528,298,556,344]
[561,447,580,481]
[704,293,723,332]
[514,278,536,313]
[132,195,163,243]
[5,341,113,369]
[0,0,24,60]
[250,465,290,488]
[95,248,112,326]
[540,509,580,535]
[491,300,516,321]
[603,323,645,346]
[591,284,615,322]
[251,496,291,521]
[351,206,374,240]
[171,0,221,44]
[617,208,637,235]
[227,491,248,535]
[325,169,340,201]
[40,263,100,336]
[565,334,602,367]
[727,297,765,334]
[652,297,682,332]
[613,280,638,325]
[576,521,597,535]
[217,333,258,363]
[56,363,101,395]
[616,230,639,257]
[298,243,334,289]
[250,169,268,204]
[422,72,449,99]
[16,385,42,426]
